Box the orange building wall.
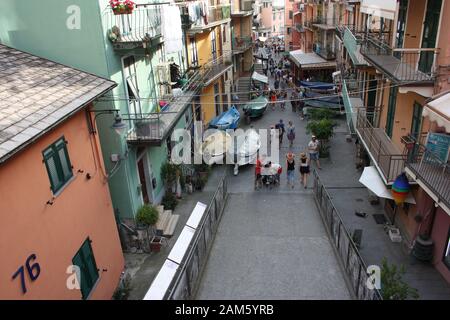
[436,0,450,93]
[0,107,124,299]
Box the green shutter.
[72,238,99,300]
[43,148,63,192]
[43,137,73,194]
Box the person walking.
[299,153,310,189]
[308,135,321,169]
[270,91,277,110]
[287,121,295,148]
[291,89,298,112]
[254,154,262,190]
[298,88,305,120]
[274,78,280,90]
[279,91,286,111]
[276,119,285,145]
[286,152,296,188]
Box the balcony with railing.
[361,36,439,84]
[105,3,162,51]
[313,42,335,60]
[125,72,203,146]
[342,27,368,67]
[200,52,233,86]
[295,23,305,33]
[231,0,253,16]
[355,108,406,185]
[341,79,364,135]
[232,36,253,53]
[182,4,232,34]
[312,16,336,30]
[405,140,450,211]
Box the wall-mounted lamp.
[111,112,128,137]
[89,109,128,136]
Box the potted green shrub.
[136,205,161,252]
[161,192,178,211]
[161,162,180,193]
[381,258,419,300]
[306,118,336,158]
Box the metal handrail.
[313,170,382,300]
[166,170,228,299]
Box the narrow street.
[195,53,351,299]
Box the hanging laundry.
[162,5,183,54]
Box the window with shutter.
[72,238,99,300]
[42,137,73,194]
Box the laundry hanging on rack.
[162,5,183,54]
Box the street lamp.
[111,112,128,136]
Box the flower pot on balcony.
[113,7,133,15]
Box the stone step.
[156,205,164,216]
[163,214,180,237]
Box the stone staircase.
[236,77,251,103]
[155,205,180,237]
[254,63,264,75]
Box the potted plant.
[135,205,161,252]
[110,0,135,15]
[161,192,178,211]
[161,162,180,193]
[306,118,336,158]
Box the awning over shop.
[359,166,416,204]
[289,50,336,70]
[252,71,268,84]
[423,91,450,133]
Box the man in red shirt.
[254,155,262,190]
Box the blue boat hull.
[209,105,241,130]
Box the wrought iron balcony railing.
[405,140,450,210]
[313,42,335,60]
[361,36,439,84]
[232,36,253,52]
[295,23,305,33]
[105,3,162,50]
[355,108,406,185]
[199,52,233,86]
[125,71,203,145]
[182,4,231,32]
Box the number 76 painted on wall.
[12,254,41,294]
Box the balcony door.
[123,56,142,117]
[214,83,221,116]
[386,87,397,138]
[136,148,153,204]
[418,0,442,73]
[211,30,217,61]
[410,102,423,140]
[394,0,408,58]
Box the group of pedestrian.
[255,135,322,190]
[285,152,311,189]
[290,87,306,120]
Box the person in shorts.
[299,153,310,188]
[308,135,321,169]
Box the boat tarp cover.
[299,80,335,90]
[304,91,343,109]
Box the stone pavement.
[195,57,352,299]
[318,120,450,300]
